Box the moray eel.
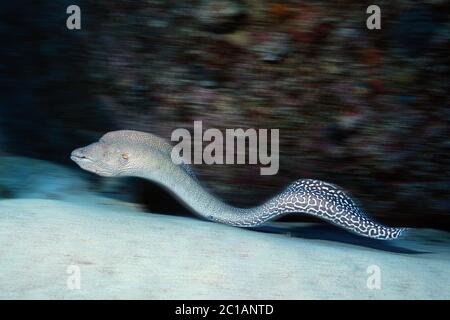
[71,130,408,240]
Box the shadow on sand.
[253,224,429,254]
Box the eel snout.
[70,148,94,164]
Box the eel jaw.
[70,147,117,177]
[70,155,94,164]
[70,150,94,165]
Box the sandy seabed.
[0,197,449,299]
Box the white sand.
[0,198,448,299]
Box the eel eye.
[122,153,129,160]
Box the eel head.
[71,141,133,177]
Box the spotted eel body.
[71,130,408,240]
[246,180,406,240]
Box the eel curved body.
[71,130,408,240]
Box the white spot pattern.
[211,179,407,240]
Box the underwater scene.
[0,1,449,301]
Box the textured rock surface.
[0,157,90,201]
[0,156,136,204]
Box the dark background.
[0,1,449,229]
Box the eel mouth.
[70,150,94,164]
